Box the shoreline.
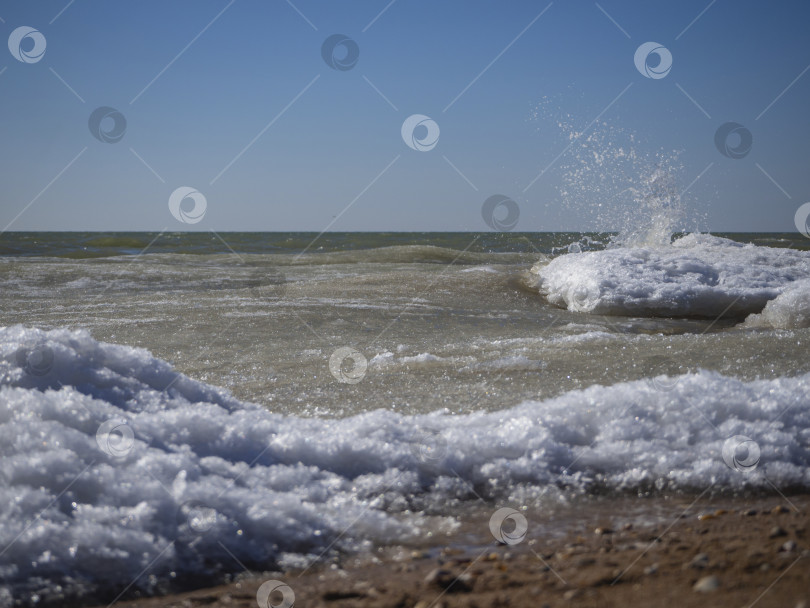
[90,494,809,608]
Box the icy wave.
[744,279,810,329]
[1,326,810,605]
[534,234,810,318]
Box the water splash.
[611,162,684,248]
[560,122,685,248]
[531,99,692,248]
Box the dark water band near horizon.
[0,231,806,258]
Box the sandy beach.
[94,495,809,608]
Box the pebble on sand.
[688,553,709,569]
[423,568,474,592]
[769,526,787,538]
[693,575,720,593]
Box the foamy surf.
[534,234,810,319]
[2,325,810,605]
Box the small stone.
[483,552,499,562]
[595,527,613,535]
[742,509,757,516]
[769,526,787,538]
[772,505,790,514]
[781,540,798,552]
[563,589,582,600]
[643,564,658,575]
[424,568,450,585]
[693,575,720,592]
[689,553,709,569]
[423,568,473,592]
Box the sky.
[1,0,809,232]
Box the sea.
[1,229,809,606]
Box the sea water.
[1,229,810,605]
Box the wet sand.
[93,495,809,608]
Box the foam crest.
[534,234,810,317]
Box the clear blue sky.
[1,0,809,232]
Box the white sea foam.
[551,330,616,344]
[460,265,500,273]
[369,351,454,369]
[1,325,809,604]
[460,355,546,372]
[534,234,810,317]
